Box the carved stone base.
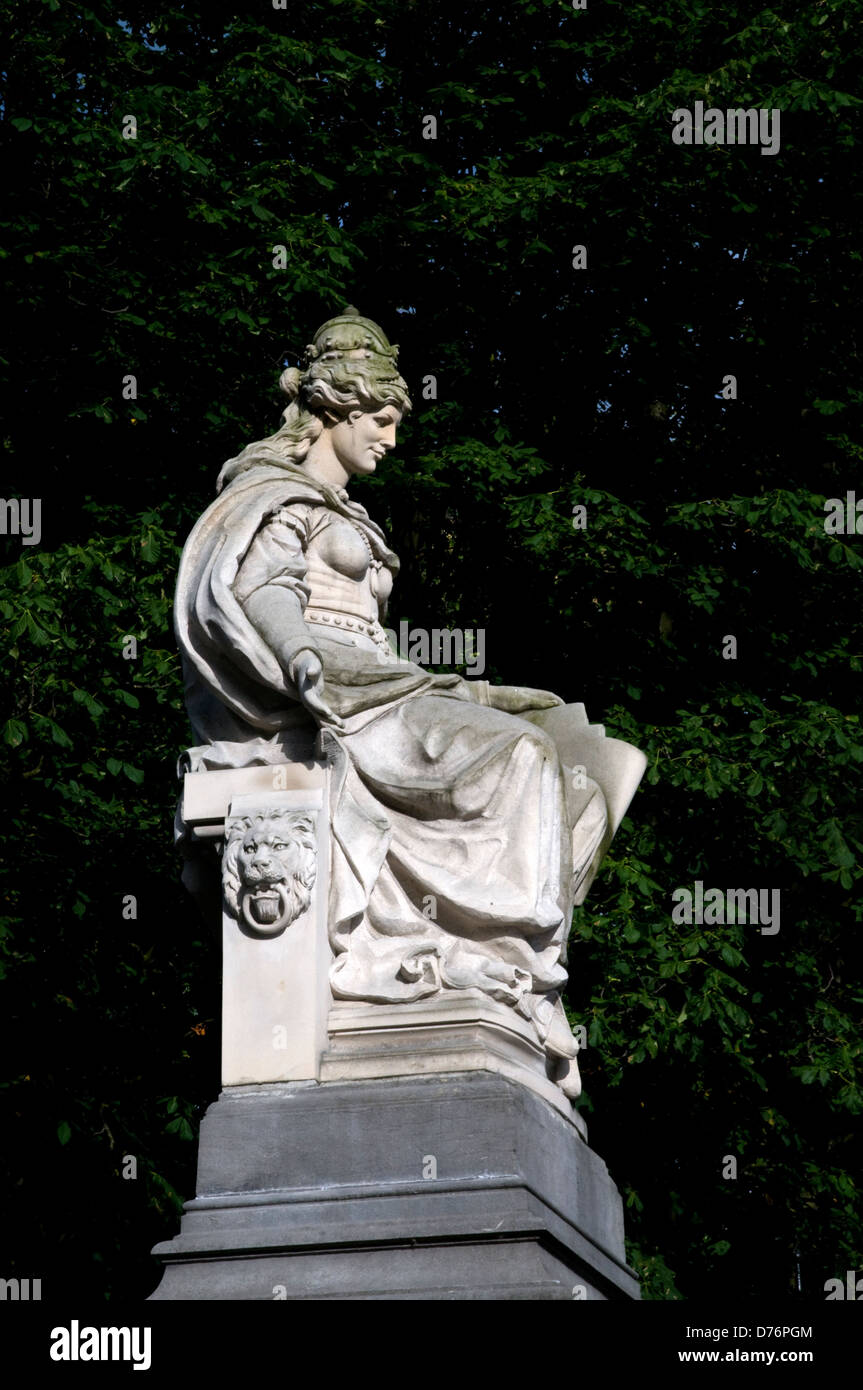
[149,1073,638,1301]
[322,990,586,1137]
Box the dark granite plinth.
[149,1072,639,1301]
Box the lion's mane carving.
[222,808,318,937]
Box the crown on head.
[303,305,400,368]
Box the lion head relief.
[222,808,318,938]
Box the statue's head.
[296,306,410,416]
[222,808,318,937]
[218,306,412,489]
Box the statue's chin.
[241,883,291,936]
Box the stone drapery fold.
[175,462,609,1047]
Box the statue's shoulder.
[210,468,325,523]
[266,498,326,544]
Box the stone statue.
[174,306,646,1102]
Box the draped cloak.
[174,462,609,1020]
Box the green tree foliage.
[1,0,860,1299]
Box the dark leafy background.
[1,0,861,1300]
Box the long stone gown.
[175,459,620,1070]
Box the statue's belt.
[305,607,389,646]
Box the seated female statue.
[175,307,644,1099]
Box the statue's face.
[330,404,401,477]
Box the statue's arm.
[233,509,344,730]
[233,509,320,670]
[242,585,318,672]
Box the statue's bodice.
[300,508,393,631]
[234,501,395,654]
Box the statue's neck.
[302,438,350,490]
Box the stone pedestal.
[152,758,639,1301]
[149,1072,638,1300]
[322,991,587,1133]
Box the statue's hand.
[487,685,564,714]
[287,649,345,732]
